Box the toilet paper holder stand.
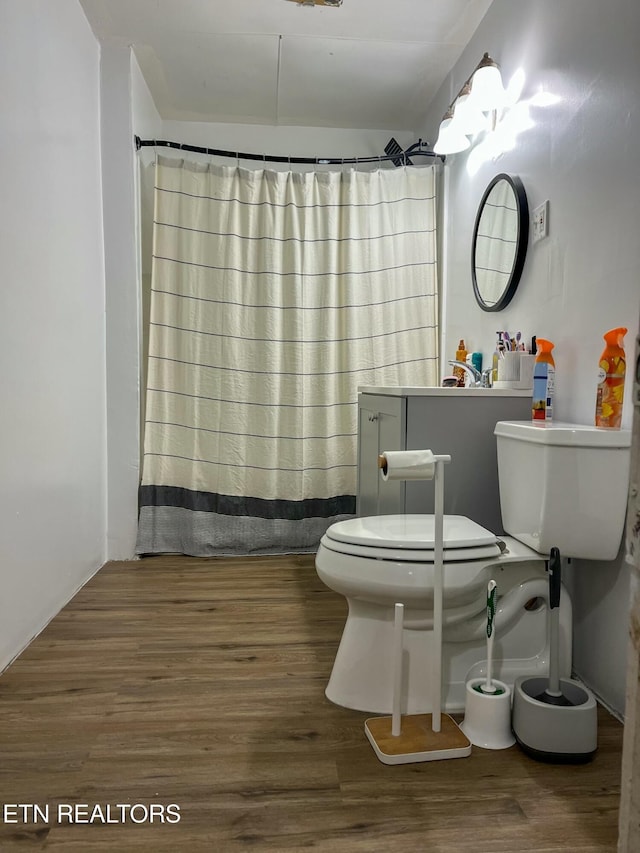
[364,450,473,764]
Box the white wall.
[419,0,640,715]
[131,54,162,439]
[0,0,107,670]
[131,54,162,279]
[100,42,143,560]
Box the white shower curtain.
[136,155,439,556]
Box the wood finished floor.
[0,554,624,852]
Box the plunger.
[511,546,597,761]
[535,547,575,707]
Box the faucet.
[447,360,493,388]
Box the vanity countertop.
[358,385,532,397]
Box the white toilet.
[316,420,631,715]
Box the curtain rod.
[134,135,441,166]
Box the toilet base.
[325,563,572,714]
[364,713,471,765]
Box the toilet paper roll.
[379,449,436,481]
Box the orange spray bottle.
[595,327,627,429]
[531,338,555,421]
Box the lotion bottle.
[532,338,555,422]
[595,327,627,429]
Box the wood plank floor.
[0,554,624,852]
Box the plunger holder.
[364,452,472,764]
[511,548,598,763]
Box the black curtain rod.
[134,135,441,166]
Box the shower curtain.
[136,155,439,556]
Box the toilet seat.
[317,514,507,609]
[322,514,502,563]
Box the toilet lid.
[323,515,502,563]
[327,514,498,549]
[320,537,502,563]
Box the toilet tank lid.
[495,420,631,448]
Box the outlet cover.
[532,200,549,243]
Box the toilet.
[316,420,631,715]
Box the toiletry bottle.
[595,327,627,429]
[454,339,467,387]
[470,351,483,375]
[492,333,503,383]
[532,338,555,421]
[463,351,482,387]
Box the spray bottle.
[595,327,627,429]
[532,338,555,422]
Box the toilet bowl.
[316,515,569,713]
[316,420,630,716]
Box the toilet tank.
[495,421,631,560]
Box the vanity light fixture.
[434,52,507,156]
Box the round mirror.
[471,173,529,311]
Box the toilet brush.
[474,580,505,697]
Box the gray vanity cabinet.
[357,394,407,517]
[356,389,532,534]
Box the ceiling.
[79,0,493,133]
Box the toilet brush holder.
[511,676,597,763]
[460,678,515,750]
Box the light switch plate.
[532,200,549,243]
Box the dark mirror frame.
[471,173,529,312]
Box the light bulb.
[433,115,471,155]
[453,85,489,135]
[469,54,507,112]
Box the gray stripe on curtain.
[139,484,355,519]
[136,506,353,557]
